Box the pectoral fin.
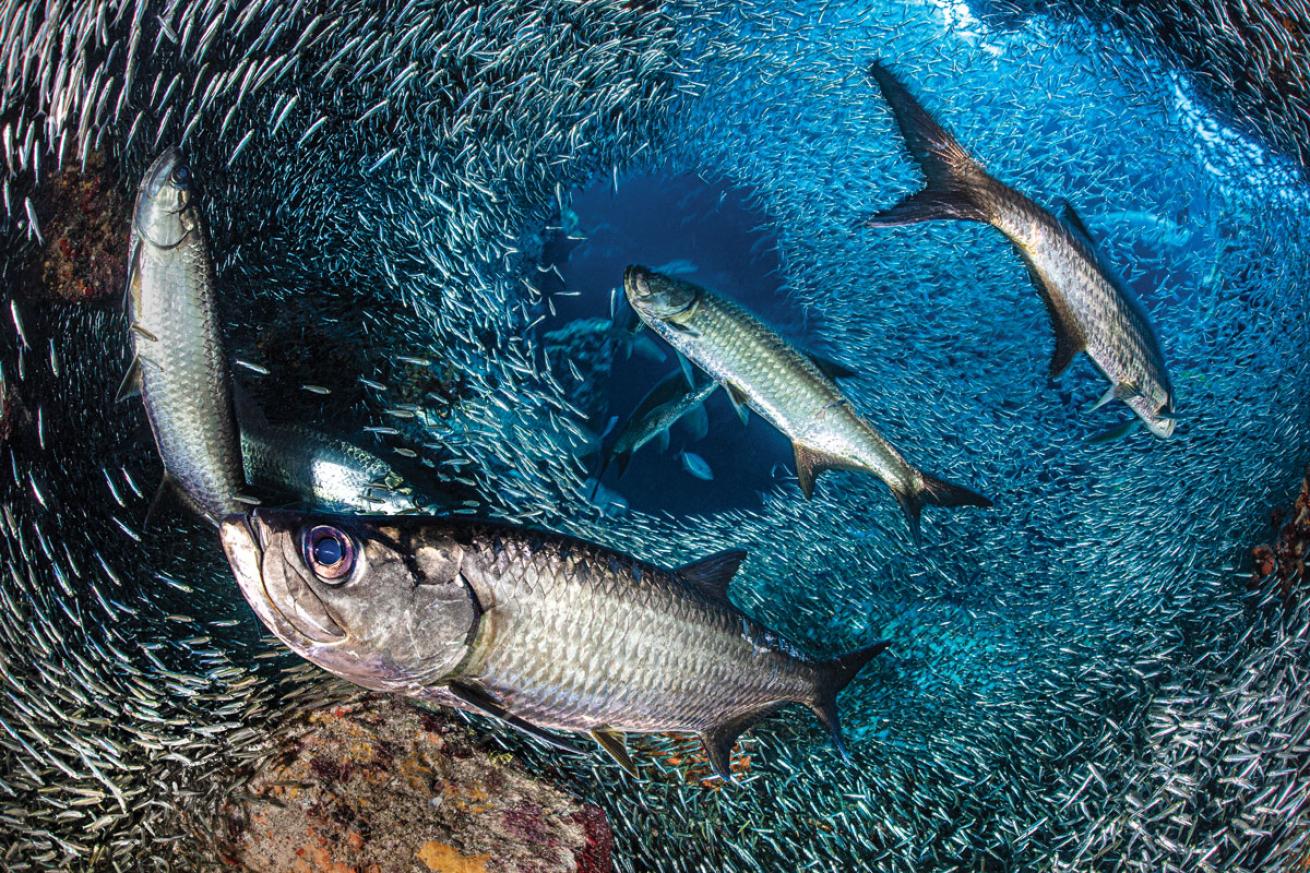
[446,682,585,755]
[725,383,750,426]
[1087,419,1140,444]
[1087,382,1139,412]
[114,356,143,403]
[122,236,141,314]
[793,443,859,500]
[590,729,637,777]
[655,427,670,453]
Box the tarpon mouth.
[622,264,649,300]
[219,512,346,646]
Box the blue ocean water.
[0,0,1308,870]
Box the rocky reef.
[220,697,611,873]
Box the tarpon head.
[132,148,197,249]
[624,265,702,327]
[1129,385,1176,439]
[219,510,478,693]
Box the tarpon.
[863,61,1175,440]
[595,368,717,485]
[119,148,245,524]
[240,420,421,515]
[219,509,888,780]
[624,266,990,541]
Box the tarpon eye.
[170,164,191,188]
[303,525,356,584]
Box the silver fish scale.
[131,217,244,521]
[460,525,815,732]
[650,288,916,492]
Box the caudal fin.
[863,61,994,227]
[808,640,892,760]
[893,471,992,544]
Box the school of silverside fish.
[0,1,1309,871]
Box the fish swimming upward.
[118,149,246,524]
[219,509,888,780]
[624,266,990,541]
[863,61,1175,441]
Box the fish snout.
[623,264,654,305]
[139,148,193,213]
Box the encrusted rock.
[31,152,130,303]
[220,696,611,873]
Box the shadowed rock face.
[220,696,612,873]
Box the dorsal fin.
[1020,260,1086,377]
[807,351,858,381]
[676,549,746,604]
[1060,199,1098,248]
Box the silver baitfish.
[118,148,246,525]
[219,509,889,780]
[239,420,422,515]
[595,368,717,484]
[863,61,1176,441]
[624,266,990,541]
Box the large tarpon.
[119,148,246,524]
[624,266,990,542]
[219,509,888,780]
[863,61,1175,440]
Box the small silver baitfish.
[624,266,990,542]
[219,510,888,779]
[119,148,245,524]
[863,61,1175,441]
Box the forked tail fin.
[863,60,995,227]
[808,640,893,760]
[893,471,992,545]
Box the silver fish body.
[219,510,887,779]
[864,61,1175,439]
[239,421,420,515]
[624,266,990,540]
[124,148,244,523]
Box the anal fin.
[446,682,585,755]
[701,706,779,782]
[590,728,637,777]
[793,443,859,500]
